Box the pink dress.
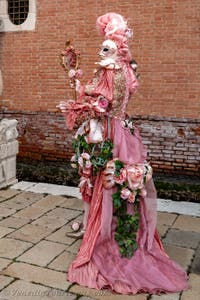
[66,62,188,295]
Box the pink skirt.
[67,118,188,295]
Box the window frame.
[0,0,36,32]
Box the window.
[8,0,29,25]
[0,0,36,32]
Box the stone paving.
[0,186,199,300]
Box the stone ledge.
[0,118,19,189]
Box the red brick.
[0,2,200,176]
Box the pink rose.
[68,69,76,78]
[121,188,131,200]
[126,165,144,190]
[85,160,92,169]
[115,168,127,185]
[81,152,90,160]
[75,69,83,78]
[128,192,136,203]
[98,96,108,109]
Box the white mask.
[99,39,118,60]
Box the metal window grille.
[7,1,29,25]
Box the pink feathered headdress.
[96,12,132,61]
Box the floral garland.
[103,159,152,258]
[71,123,152,258]
[71,134,113,172]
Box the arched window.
[7,0,29,25]
[0,0,36,32]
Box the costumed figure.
[57,12,188,295]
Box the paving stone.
[46,225,75,245]
[14,205,49,220]
[69,284,120,298]
[1,262,71,290]
[48,251,76,272]
[157,225,169,238]
[163,244,194,270]
[172,215,200,233]
[0,279,75,300]
[157,199,200,217]
[59,197,83,211]
[0,197,37,210]
[7,224,53,243]
[0,189,20,199]
[1,191,44,210]
[26,183,81,199]
[96,294,148,300]
[0,258,12,271]
[157,212,177,226]
[0,238,32,259]
[0,274,14,290]
[33,194,66,210]
[45,216,83,245]
[31,215,67,230]
[66,239,82,254]
[0,196,6,203]
[45,207,81,221]
[191,244,200,274]
[95,294,148,300]
[69,285,147,300]
[17,240,66,267]
[0,279,49,299]
[181,273,200,300]
[163,229,200,249]
[151,293,180,300]
[0,225,14,238]
[79,297,97,300]
[0,216,30,229]
[11,181,36,191]
[0,207,16,219]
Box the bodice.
[63,63,138,130]
[84,65,137,119]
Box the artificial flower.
[68,69,76,78]
[121,187,131,200]
[126,165,144,190]
[75,69,83,78]
[85,160,92,169]
[98,96,109,109]
[128,191,136,203]
[81,152,91,160]
[92,96,109,113]
[115,168,127,184]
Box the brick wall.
[0,111,199,176]
[0,0,200,176]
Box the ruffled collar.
[95,58,121,69]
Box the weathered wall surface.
[1,111,199,176]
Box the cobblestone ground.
[0,188,199,300]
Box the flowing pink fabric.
[67,118,188,294]
[93,69,114,102]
